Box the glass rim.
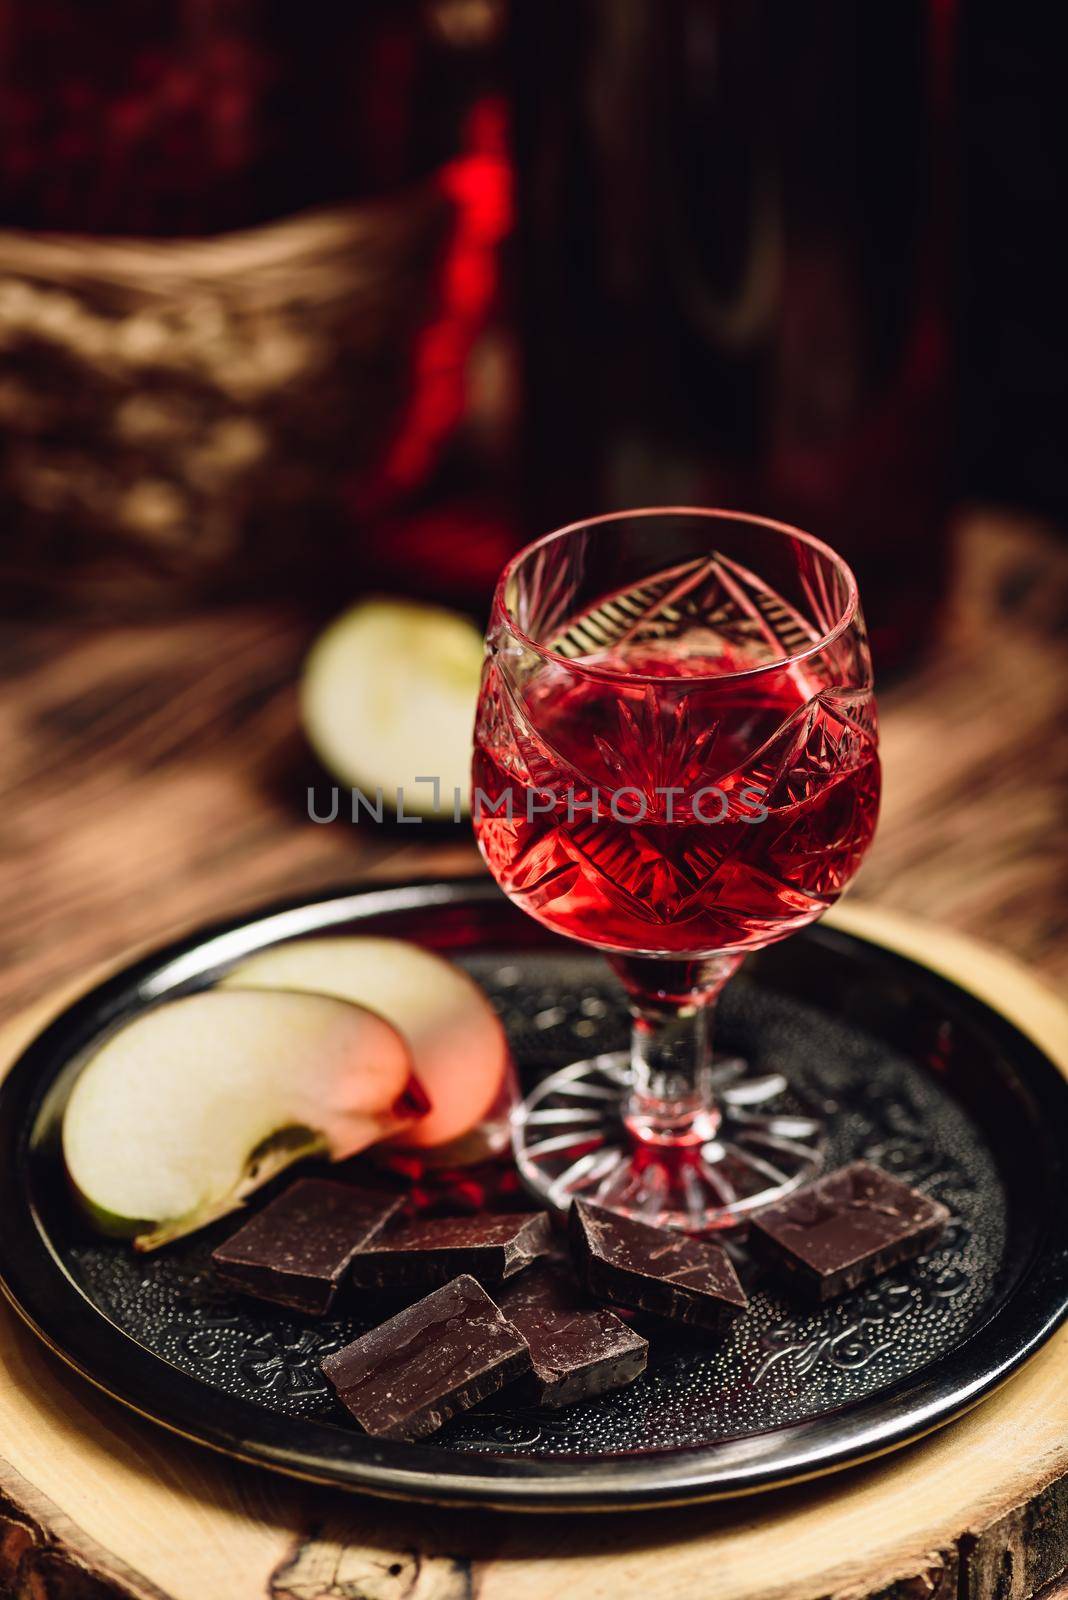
[493,506,863,686]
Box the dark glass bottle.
[510,0,956,672]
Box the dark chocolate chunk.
[212,1179,402,1315]
[498,1265,648,1407]
[569,1200,748,1332]
[321,1274,531,1440]
[749,1160,951,1301]
[349,1210,551,1290]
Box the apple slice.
[62,988,418,1251]
[301,597,483,819]
[223,937,509,1151]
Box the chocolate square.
[321,1275,532,1440]
[498,1264,648,1407]
[749,1160,951,1301]
[569,1200,748,1332]
[349,1210,551,1290]
[212,1178,402,1315]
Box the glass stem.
[607,953,744,1148]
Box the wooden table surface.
[1,510,1066,1018]
[1,509,1067,1600]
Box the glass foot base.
[511,1053,826,1232]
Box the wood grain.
[855,513,1068,981]
[0,511,1065,1034]
[0,604,475,1025]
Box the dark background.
[0,0,1065,636]
[961,1,1067,522]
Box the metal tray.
[0,877,1066,1510]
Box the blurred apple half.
[301,597,484,819]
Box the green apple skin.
[74,1193,143,1240]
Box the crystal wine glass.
[472,508,880,1231]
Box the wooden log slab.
[1,904,1067,1600]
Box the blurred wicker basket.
[0,187,456,611]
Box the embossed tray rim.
[0,877,1066,1511]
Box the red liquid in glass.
[473,642,880,955]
